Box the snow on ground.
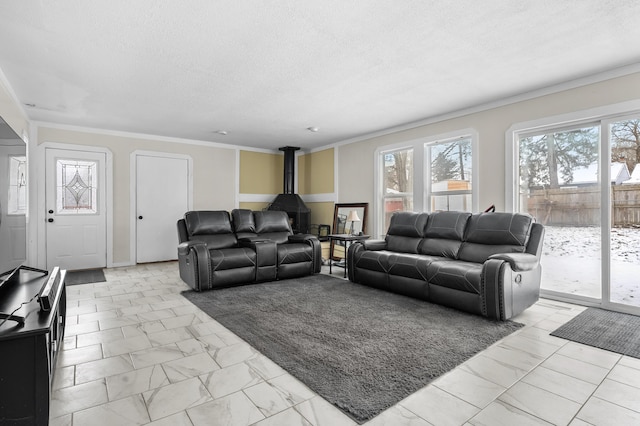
[541,225,640,306]
[543,225,640,263]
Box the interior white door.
[45,148,107,270]
[136,154,189,263]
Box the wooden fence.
[526,184,640,226]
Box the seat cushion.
[209,247,256,271]
[277,243,312,265]
[427,259,483,294]
[352,250,393,273]
[387,253,436,281]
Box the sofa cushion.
[387,212,429,237]
[254,211,292,243]
[420,211,471,258]
[254,210,292,233]
[385,212,428,253]
[464,212,533,246]
[457,213,533,263]
[277,243,313,265]
[427,259,482,294]
[209,247,256,271]
[184,211,237,249]
[352,250,393,273]
[387,253,435,281]
[424,211,470,240]
[232,209,256,233]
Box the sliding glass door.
[515,114,640,314]
[518,124,601,301]
[608,117,640,310]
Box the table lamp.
[347,210,361,235]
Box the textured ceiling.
[0,1,639,150]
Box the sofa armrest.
[361,239,387,251]
[288,233,317,243]
[488,253,538,272]
[482,257,541,320]
[177,241,211,291]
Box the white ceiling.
[1,1,639,151]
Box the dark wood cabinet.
[0,268,66,426]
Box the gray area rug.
[182,274,523,423]
[551,307,640,358]
[64,268,106,286]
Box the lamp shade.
[347,210,361,222]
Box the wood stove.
[268,146,311,234]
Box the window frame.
[425,135,475,213]
[7,154,27,215]
[374,129,478,237]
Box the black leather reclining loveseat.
[347,211,544,320]
[177,209,321,291]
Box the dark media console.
[0,266,66,426]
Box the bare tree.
[385,150,413,211]
[611,119,640,173]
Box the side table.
[328,234,370,278]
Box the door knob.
[138,216,143,220]
[48,209,54,214]
[48,218,54,223]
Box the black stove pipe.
[279,146,299,194]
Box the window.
[381,147,414,232]
[56,158,98,214]
[375,130,477,237]
[426,137,472,212]
[8,155,26,215]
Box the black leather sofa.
[177,209,321,291]
[347,211,544,320]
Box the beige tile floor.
[49,262,640,426]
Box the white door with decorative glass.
[45,148,107,270]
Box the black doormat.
[182,274,523,423]
[64,268,106,286]
[551,307,640,358]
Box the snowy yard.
[542,225,640,306]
